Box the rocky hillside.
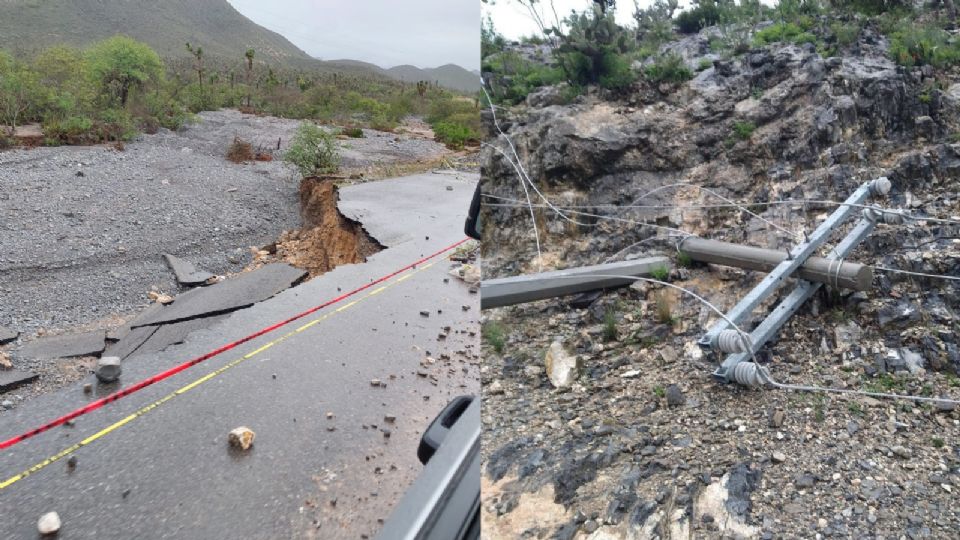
[480,10,960,540]
[0,0,366,72]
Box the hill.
[386,64,479,93]
[0,0,374,75]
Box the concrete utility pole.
[678,237,874,291]
[481,257,670,309]
[697,177,893,383]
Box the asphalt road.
[0,171,480,539]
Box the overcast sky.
[227,0,479,69]
[483,1,695,40]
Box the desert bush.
[284,122,340,177]
[732,120,756,139]
[554,6,637,89]
[343,127,364,138]
[888,24,960,67]
[643,53,693,83]
[675,2,721,34]
[226,136,254,163]
[433,121,478,149]
[753,22,817,46]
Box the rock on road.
[0,171,480,539]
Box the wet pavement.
[0,171,480,539]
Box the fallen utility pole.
[480,257,670,309]
[699,177,892,384]
[678,237,874,291]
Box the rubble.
[37,512,60,535]
[228,426,255,450]
[544,340,580,388]
[95,356,122,383]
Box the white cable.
[872,266,960,281]
[483,193,960,227]
[623,183,800,240]
[762,371,960,406]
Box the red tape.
[0,238,469,451]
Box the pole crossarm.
[699,177,890,352]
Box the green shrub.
[597,52,637,90]
[889,25,960,68]
[343,127,364,138]
[830,21,860,47]
[284,122,340,177]
[97,108,136,141]
[732,120,756,139]
[433,121,477,149]
[651,265,670,281]
[675,3,721,34]
[603,309,619,342]
[753,22,817,46]
[555,7,636,89]
[697,58,713,71]
[483,321,506,354]
[643,53,692,83]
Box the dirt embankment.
[262,178,383,277]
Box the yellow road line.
[0,261,436,491]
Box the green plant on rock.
[554,6,637,90]
[651,265,670,282]
[284,122,340,177]
[888,23,960,68]
[643,53,692,83]
[752,22,817,47]
[603,308,619,342]
[483,321,506,354]
[675,1,722,34]
[732,120,755,139]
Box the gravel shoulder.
[0,109,454,400]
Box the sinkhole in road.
[262,177,383,278]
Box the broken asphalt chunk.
[0,369,39,392]
[19,330,105,360]
[95,356,122,383]
[163,253,215,285]
[0,325,18,344]
[133,263,306,327]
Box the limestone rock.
[228,426,256,450]
[544,340,580,388]
[37,512,61,535]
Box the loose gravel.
[0,109,449,341]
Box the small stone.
[488,380,504,395]
[326,412,334,419]
[934,397,957,412]
[772,451,787,463]
[384,415,396,423]
[66,456,77,470]
[83,383,92,394]
[769,409,785,428]
[419,311,429,317]
[37,512,61,535]
[665,384,685,407]
[891,445,912,459]
[382,428,391,438]
[228,426,256,450]
[0,351,11,369]
[1,399,13,409]
[370,379,382,387]
[795,473,816,488]
[95,356,122,383]
[544,340,580,388]
[583,520,599,533]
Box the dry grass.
[226,136,254,163]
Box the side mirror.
[464,182,482,240]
